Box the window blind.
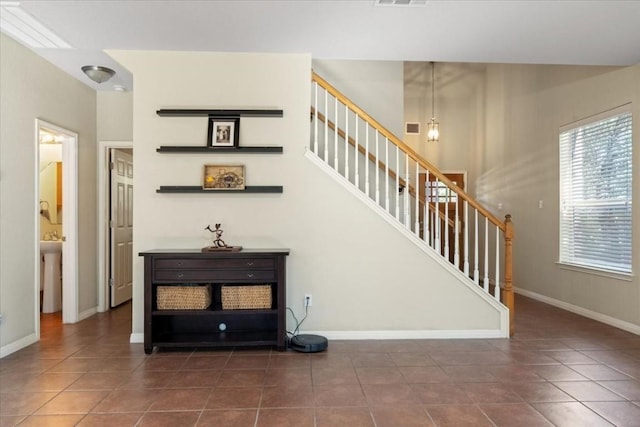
[559,111,632,274]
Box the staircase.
[309,72,515,336]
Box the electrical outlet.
[304,294,313,307]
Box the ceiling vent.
[375,0,428,6]
[0,1,72,49]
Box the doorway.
[97,141,133,312]
[35,119,79,334]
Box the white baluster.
[444,187,449,259]
[414,161,420,235]
[483,217,489,293]
[434,179,441,255]
[313,82,318,155]
[375,130,380,205]
[494,227,501,301]
[334,98,338,169]
[431,209,436,249]
[404,154,410,227]
[463,200,469,276]
[424,171,429,243]
[395,145,400,221]
[454,191,460,269]
[354,114,359,190]
[365,124,370,197]
[385,138,389,212]
[344,105,349,180]
[324,88,328,162]
[474,210,479,285]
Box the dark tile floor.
[1,295,640,426]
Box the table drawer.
[155,258,274,270]
[154,269,276,282]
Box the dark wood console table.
[140,249,289,354]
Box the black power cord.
[286,304,309,340]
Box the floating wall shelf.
[157,186,283,194]
[155,108,284,194]
[156,109,283,118]
[157,146,283,153]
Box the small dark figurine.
[205,223,228,248]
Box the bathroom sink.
[40,240,62,313]
[40,240,62,254]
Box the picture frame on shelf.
[203,164,245,190]
[207,116,240,148]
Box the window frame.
[558,105,633,276]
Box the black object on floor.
[290,334,328,353]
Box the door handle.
[61,236,67,242]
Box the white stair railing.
[311,72,515,335]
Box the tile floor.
[1,295,640,426]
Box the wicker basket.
[221,285,272,310]
[157,285,211,310]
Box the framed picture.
[203,164,245,190]
[207,116,240,148]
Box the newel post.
[502,214,515,336]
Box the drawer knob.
[247,273,254,278]
[246,261,254,266]
[177,261,183,267]
[177,273,184,278]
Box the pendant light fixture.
[427,62,440,142]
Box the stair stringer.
[305,149,509,338]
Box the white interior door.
[110,148,133,307]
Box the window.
[559,108,632,274]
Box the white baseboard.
[130,333,144,343]
[302,329,506,340]
[0,333,38,358]
[78,307,97,322]
[515,287,640,336]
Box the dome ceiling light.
[81,65,115,83]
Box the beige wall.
[484,64,640,329]
[0,34,98,354]
[405,61,640,330]
[97,91,133,141]
[313,59,405,137]
[404,62,487,188]
[109,50,505,342]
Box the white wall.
[108,50,505,342]
[0,34,97,355]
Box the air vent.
[375,0,428,6]
[405,122,421,135]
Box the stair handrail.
[313,71,505,232]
